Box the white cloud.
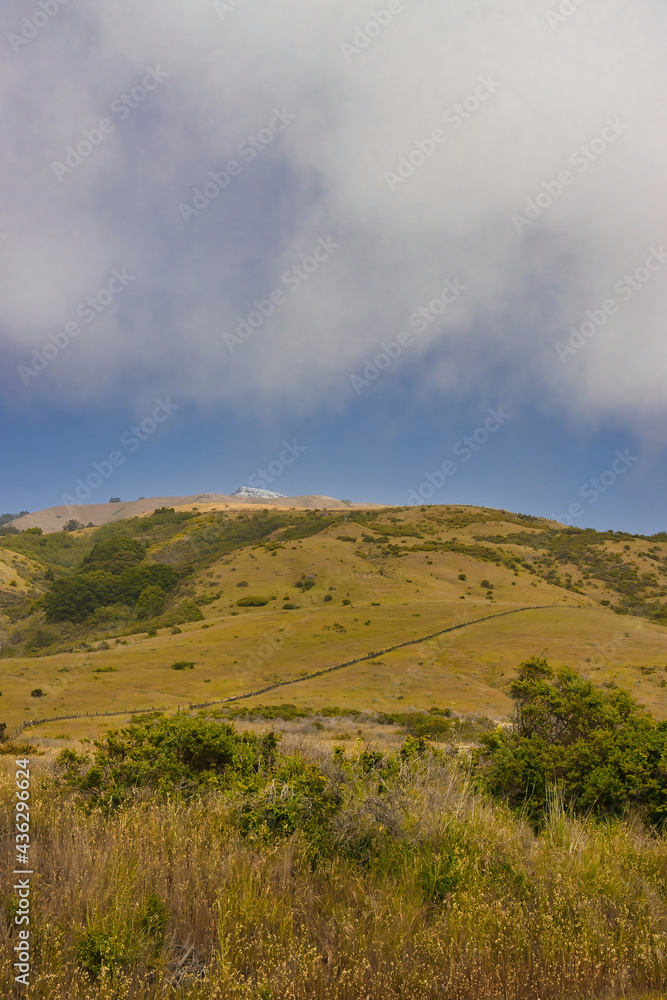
[2,0,667,430]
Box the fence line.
[13,605,554,735]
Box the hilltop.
[1,501,667,737]
[3,492,379,534]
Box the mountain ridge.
[6,493,382,534]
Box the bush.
[76,889,167,982]
[237,596,270,607]
[24,626,60,652]
[473,656,667,827]
[420,849,463,904]
[43,549,178,622]
[31,688,45,698]
[171,661,194,670]
[77,923,130,981]
[57,715,275,801]
[239,750,341,848]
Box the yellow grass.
[1,746,667,998]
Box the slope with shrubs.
[3,504,667,660]
[2,503,667,738]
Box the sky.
[1,0,666,534]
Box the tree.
[473,657,667,828]
[62,520,84,532]
[82,536,145,575]
[116,564,178,603]
[135,585,167,620]
[43,576,102,623]
[0,512,28,527]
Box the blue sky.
[1,0,666,534]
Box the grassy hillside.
[1,503,667,737]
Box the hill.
[1,502,667,738]
[3,492,379,534]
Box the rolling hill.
[1,500,667,738]
[3,492,379,534]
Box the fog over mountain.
[1,0,666,531]
[1,0,666,434]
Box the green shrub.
[24,625,60,651]
[473,656,667,827]
[237,596,270,607]
[239,753,340,847]
[57,715,264,800]
[83,536,145,574]
[77,923,129,981]
[420,849,462,903]
[171,661,194,670]
[76,890,168,982]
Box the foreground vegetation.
[2,663,667,999]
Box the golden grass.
[9,601,667,743]
[1,749,667,998]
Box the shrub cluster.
[41,536,179,623]
[474,656,667,827]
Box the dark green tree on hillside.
[43,577,101,623]
[473,657,667,828]
[43,535,179,623]
[82,536,145,575]
[135,585,167,620]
